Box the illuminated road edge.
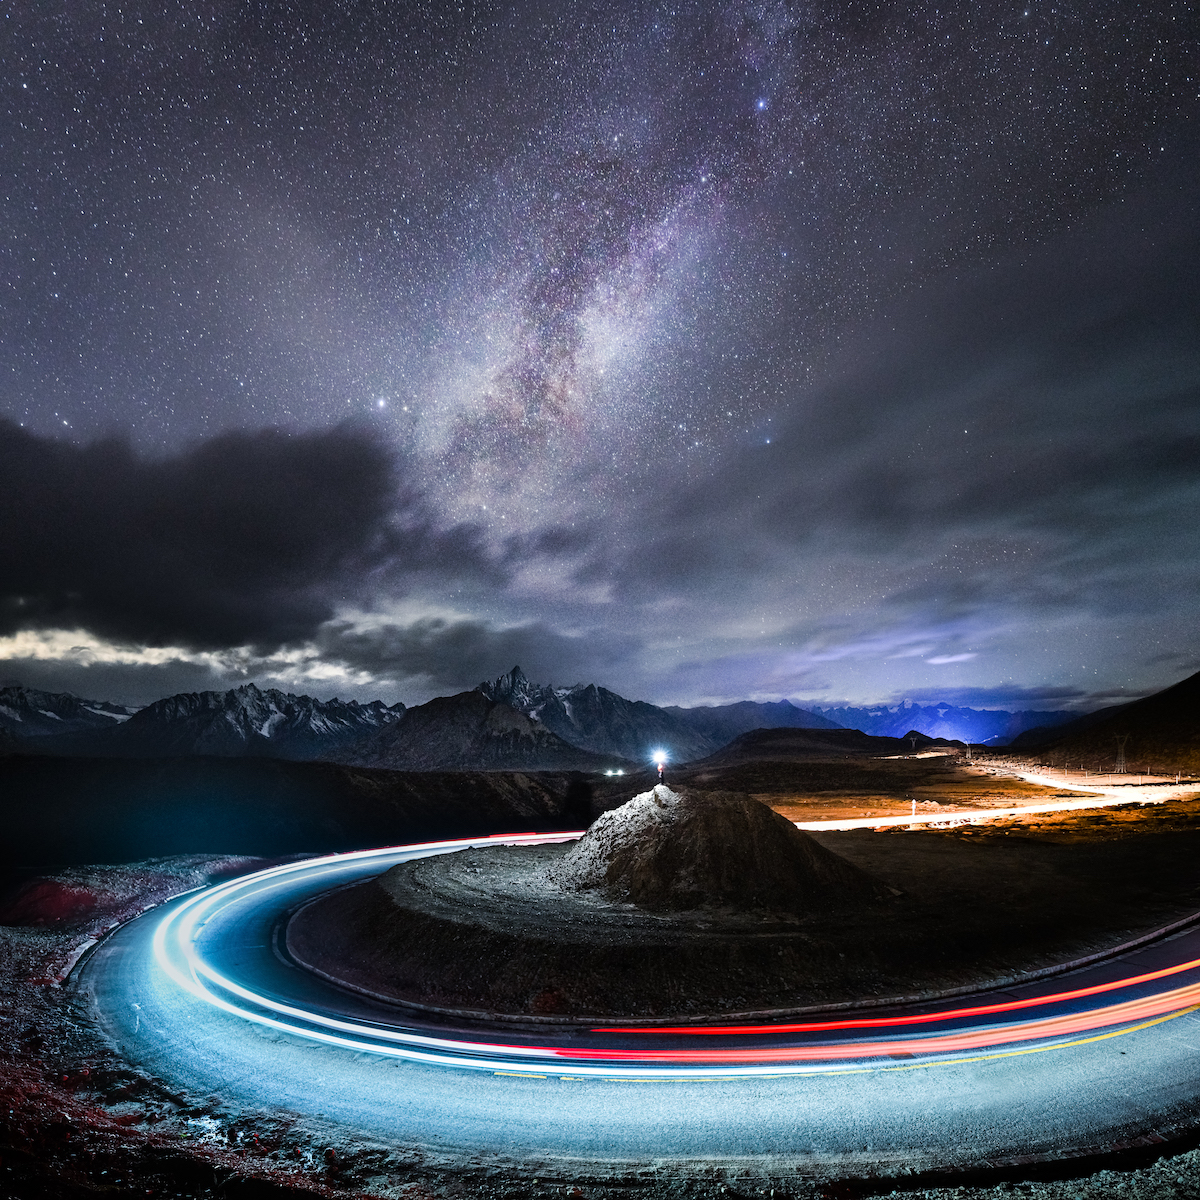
[795,777,1199,831]
[151,835,1200,1080]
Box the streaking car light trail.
[151,837,1200,1078]
[594,955,1200,1035]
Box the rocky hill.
[1003,669,1200,775]
[546,785,883,913]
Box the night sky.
[2,1,1198,712]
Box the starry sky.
[2,1,1198,713]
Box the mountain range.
[1,683,405,761]
[0,666,1100,771]
[478,666,841,762]
[341,689,622,772]
[808,701,1079,744]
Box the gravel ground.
[6,856,1200,1198]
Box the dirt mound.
[286,790,889,1020]
[543,785,881,913]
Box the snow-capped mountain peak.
[476,668,836,763]
[2,682,406,761]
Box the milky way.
[2,2,1198,710]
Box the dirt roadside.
[677,754,1095,824]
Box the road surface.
[76,836,1200,1181]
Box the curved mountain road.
[76,837,1200,1182]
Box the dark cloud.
[501,524,599,562]
[1146,652,1200,673]
[600,181,1200,616]
[0,656,231,709]
[319,615,641,695]
[0,421,489,650]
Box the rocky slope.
[479,666,715,762]
[340,689,626,772]
[1005,668,1200,774]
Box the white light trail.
[148,834,1200,1079]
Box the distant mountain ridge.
[0,684,139,740]
[1,669,1102,770]
[476,667,1076,756]
[22,683,404,761]
[680,726,950,769]
[478,666,716,762]
[478,666,838,763]
[809,700,1080,745]
[662,698,840,742]
[340,690,622,772]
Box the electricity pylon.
[1115,735,1129,774]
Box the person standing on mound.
[653,750,667,782]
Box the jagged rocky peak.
[229,682,271,709]
[544,785,884,915]
[477,665,547,711]
[113,682,407,753]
